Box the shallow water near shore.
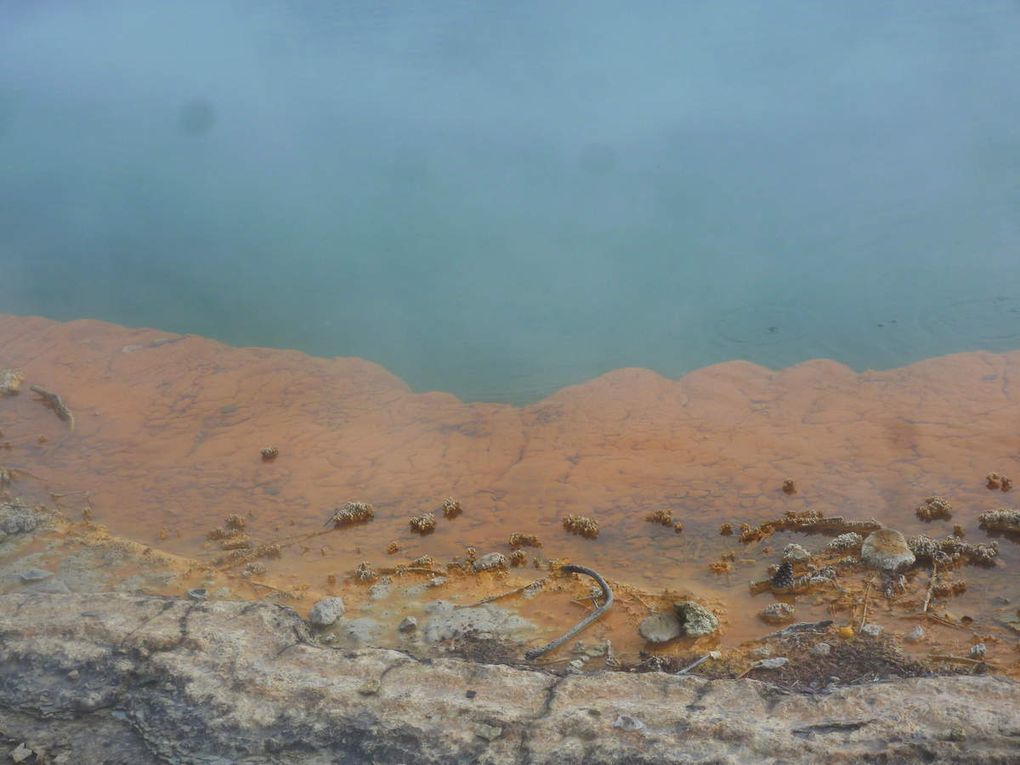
[1,314,1018,673]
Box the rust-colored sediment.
[1,314,1018,667]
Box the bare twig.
[244,581,297,599]
[922,561,937,613]
[859,580,871,631]
[929,655,986,666]
[30,385,74,430]
[461,578,548,608]
[677,651,720,675]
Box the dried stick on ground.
[859,580,871,631]
[922,562,938,613]
[30,385,74,430]
[525,564,614,660]
[463,578,548,608]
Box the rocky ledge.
[0,593,1018,764]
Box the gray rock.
[638,612,682,643]
[755,657,789,669]
[970,643,986,659]
[335,617,382,646]
[861,529,915,572]
[10,743,33,763]
[369,578,392,601]
[427,576,447,587]
[0,592,1018,764]
[475,723,503,742]
[18,568,53,583]
[472,552,508,572]
[423,604,533,643]
[810,642,832,657]
[612,715,646,732]
[308,597,345,627]
[759,602,795,625]
[906,625,926,643]
[782,544,811,563]
[398,616,418,633]
[674,601,719,637]
[861,623,883,638]
[187,588,208,601]
[28,578,71,594]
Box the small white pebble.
[905,625,925,643]
[810,642,832,657]
[969,643,986,659]
[861,623,882,638]
[613,715,646,732]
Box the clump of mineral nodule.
[326,501,375,528]
[645,509,673,527]
[977,507,1020,534]
[354,561,377,582]
[915,495,952,522]
[562,514,599,539]
[508,532,541,548]
[0,369,24,397]
[986,473,1013,492]
[440,497,462,519]
[409,512,437,535]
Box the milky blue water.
[2,2,1020,402]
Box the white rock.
[861,623,883,638]
[782,544,811,563]
[638,612,682,643]
[613,715,646,732]
[472,553,508,572]
[810,642,832,657]
[308,597,345,626]
[905,626,925,643]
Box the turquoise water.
[2,1,1020,402]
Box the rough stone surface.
[0,504,40,535]
[759,602,796,625]
[17,568,53,583]
[906,625,926,643]
[0,592,1018,764]
[398,616,418,633]
[308,596,345,626]
[861,623,883,638]
[637,612,682,643]
[782,544,811,563]
[810,642,832,657]
[472,552,509,572]
[423,601,533,643]
[674,600,719,637]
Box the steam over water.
[3,2,1020,402]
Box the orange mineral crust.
[0,314,1017,625]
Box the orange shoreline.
[0,312,1017,667]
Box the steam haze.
[3,1,1020,402]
